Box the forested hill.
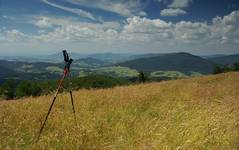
[208,54,239,66]
[118,52,215,74]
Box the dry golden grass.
[0,72,239,149]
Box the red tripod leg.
[37,73,66,141]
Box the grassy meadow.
[0,72,239,149]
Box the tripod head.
[62,50,73,74]
[63,50,69,62]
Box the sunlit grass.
[0,72,239,149]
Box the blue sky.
[0,0,239,55]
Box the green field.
[46,66,63,73]
[94,66,139,78]
[150,71,188,78]
[150,71,202,80]
[79,66,139,78]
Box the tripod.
[37,50,77,141]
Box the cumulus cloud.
[31,10,239,45]
[120,17,174,42]
[175,21,210,44]
[0,29,27,42]
[210,11,239,44]
[41,0,96,20]
[123,17,173,37]
[31,16,121,43]
[1,10,239,54]
[160,0,192,17]
[160,8,187,16]
[168,0,192,8]
[138,11,147,17]
[35,17,53,28]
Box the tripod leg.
[37,96,57,141]
[37,74,66,141]
[69,90,77,125]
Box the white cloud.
[160,8,187,16]
[1,10,239,54]
[210,11,239,44]
[31,16,121,43]
[168,0,192,8]
[64,0,147,17]
[123,17,172,33]
[35,17,53,28]
[138,11,147,17]
[120,17,174,42]
[175,21,210,43]
[0,29,27,42]
[41,0,96,20]
[160,0,192,17]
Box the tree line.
[0,75,130,100]
[213,62,239,74]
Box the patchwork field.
[0,72,239,149]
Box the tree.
[0,80,16,100]
[234,62,239,71]
[222,65,232,72]
[15,81,42,98]
[213,65,223,74]
[0,86,3,100]
[213,65,233,74]
[31,82,42,96]
[138,72,146,83]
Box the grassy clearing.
[0,72,239,149]
[46,66,63,73]
[150,71,202,79]
[94,66,139,78]
[150,71,188,79]
[78,66,139,78]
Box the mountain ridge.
[118,52,215,74]
[208,54,239,66]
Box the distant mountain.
[0,60,61,82]
[0,66,17,85]
[2,52,134,63]
[0,57,109,73]
[0,60,58,72]
[31,52,133,63]
[128,53,164,60]
[0,66,18,78]
[118,52,215,74]
[44,52,89,62]
[0,56,40,62]
[207,54,239,66]
[87,53,133,63]
[0,52,90,63]
[202,54,226,59]
[74,57,110,68]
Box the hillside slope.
[118,52,215,74]
[0,72,239,149]
[208,54,239,66]
[0,66,19,78]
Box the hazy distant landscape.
[1,52,239,100]
[1,52,239,83]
